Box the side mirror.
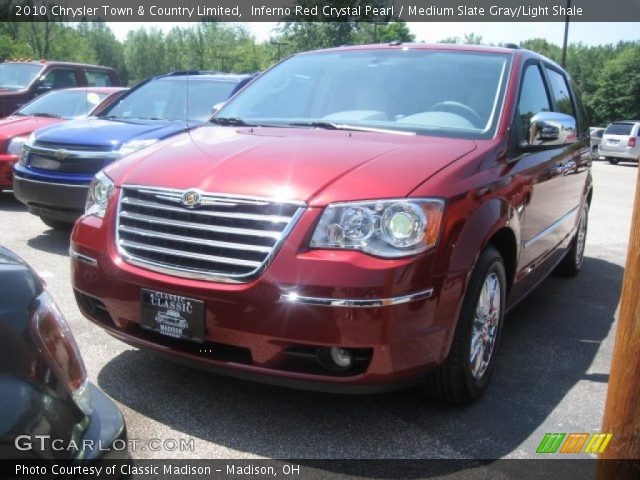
[523,112,577,149]
[211,102,226,116]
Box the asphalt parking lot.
[0,160,635,460]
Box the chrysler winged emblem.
[181,190,201,208]
[54,149,69,159]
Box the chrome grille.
[116,186,305,282]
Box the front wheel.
[424,246,506,404]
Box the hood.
[0,115,62,142]
[33,117,191,149]
[106,126,477,205]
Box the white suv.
[598,121,640,165]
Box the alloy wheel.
[470,272,501,380]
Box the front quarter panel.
[410,144,522,363]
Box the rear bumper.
[12,174,88,223]
[598,145,640,161]
[0,154,18,188]
[78,384,128,461]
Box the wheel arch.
[434,197,520,364]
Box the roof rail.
[503,43,520,49]
[165,70,221,76]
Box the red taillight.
[30,292,88,394]
[629,137,636,147]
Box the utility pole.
[597,164,640,476]
[561,0,571,68]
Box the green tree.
[590,46,640,123]
[124,28,168,83]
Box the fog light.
[318,347,356,372]
[330,347,353,368]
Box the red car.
[70,44,592,404]
[0,87,126,190]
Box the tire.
[556,203,589,277]
[424,246,506,405]
[40,216,73,231]
[607,158,619,165]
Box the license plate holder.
[140,289,205,343]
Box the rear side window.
[85,70,113,87]
[41,69,79,89]
[605,123,633,136]
[546,68,575,117]
[518,64,551,139]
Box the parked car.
[70,44,592,404]
[13,71,255,230]
[598,121,640,165]
[589,127,605,159]
[0,60,122,118]
[0,87,126,191]
[0,247,127,459]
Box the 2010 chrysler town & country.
[70,44,592,404]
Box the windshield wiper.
[210,117,254,127]
[288,121,415,136]
[31,112,63,119]
[288,121,340,130]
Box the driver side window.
[41,69,79,90]
[518,64,551,141]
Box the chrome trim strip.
[121,196,291,223]
[24,144,119,160]
[118,225,272,253]
[279,288,434,308]
[524,206,579,249]
[119,210,283,239]
[119,239,263,268]
[124,184,307,207]
[69,248,98,267]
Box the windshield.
[0,63,43,90]
[217,49,510,138]
[102,77,237,123]
[18,89,109,119]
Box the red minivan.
[70,44,592,404]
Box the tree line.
[0,21,638,125]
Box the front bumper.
[12,173,89,223]
[71,207,455,392]
[0,154,18,188]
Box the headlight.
[118,139,158,157]
[7,135,29,155]
[310,199,444,258]
[17,133,36,166]
[85,170,115,218]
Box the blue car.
[13,71,254,229]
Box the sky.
[106,22,640,46]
